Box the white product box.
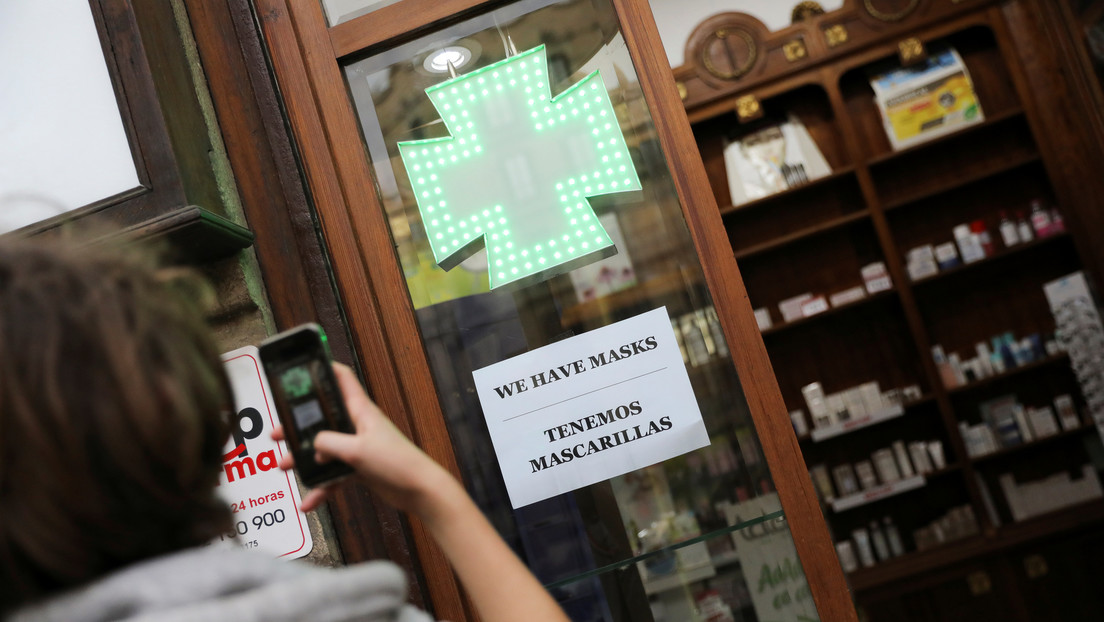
[754,307,773,331]
[1027,406,1060,438]
[829,286,867,307]
[800,295,830,318]
[779,293,814,323]
[859,381,885,414]
[861,262,893,293]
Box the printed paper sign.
[473,307,709,508]
[212,347,313,559]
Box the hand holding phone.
[259,323,355,487]
[265,331,572,622]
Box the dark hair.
[0,236,233,611]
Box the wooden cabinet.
[680,0,1104,618]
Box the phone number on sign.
[217,508,287,547]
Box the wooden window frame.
[22,0,252,262]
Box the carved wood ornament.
[675,0,1004,112]
[863,0,921,22]
[685,12,769,87]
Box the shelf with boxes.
[748,252,895,333]
[971,425,1096,465]
[807,438,955,510]
[801,395,935,443]
[909,232,1070,287]
[955,390,1086,459]
[945,352,1069,397]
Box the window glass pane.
[344,1,822,619]
[0,0,139,232]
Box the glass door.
[256,0,854,620]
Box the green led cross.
[398,44,642,289]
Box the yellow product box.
[870,48,985,150]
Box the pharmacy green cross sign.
[397,45,642,289]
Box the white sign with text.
[213,347,313,560]
[473,307,710,508]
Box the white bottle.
[884,517,905,557]
[870,521,891,561]
[852,528,876,568]
[1030,199,1051,236]
[999,211,1019,247]
[1016,211,1035,242]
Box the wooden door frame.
[251,0,857,620]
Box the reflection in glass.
[343,0,820,619]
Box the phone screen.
[260,325,355,487]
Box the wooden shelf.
[719,167,857,217]
[866,107,1026,168]
[831,475,927,513]
[882,153,1041,211]
[805,396,935,442]
[799,393,936,441]
[848,498,1104,592]
[910,232,1071,287]
[559,269,699,326]
[810,405,904,442]
[761,288,896,337]
[732,210,870,261]
[970,425,1095,464]
[945,352,1070,396]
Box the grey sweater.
[7,547,435,622]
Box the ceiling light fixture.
[424,46,473,73]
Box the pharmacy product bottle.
[971,220,994,256]
[870,521,891,561]
[1016,210,1035,242]
[1050,208,1066,234]
[1030,200,1052,236]
[884,517,905,557]
[999,210,1019,247]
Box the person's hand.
[276,367,571,622]
[273,363,457,517]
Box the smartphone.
[259,323,355,487]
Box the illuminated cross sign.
[398,45,642,289]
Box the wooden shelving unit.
[680,3,1104,619]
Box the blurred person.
[0,235,568,622]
